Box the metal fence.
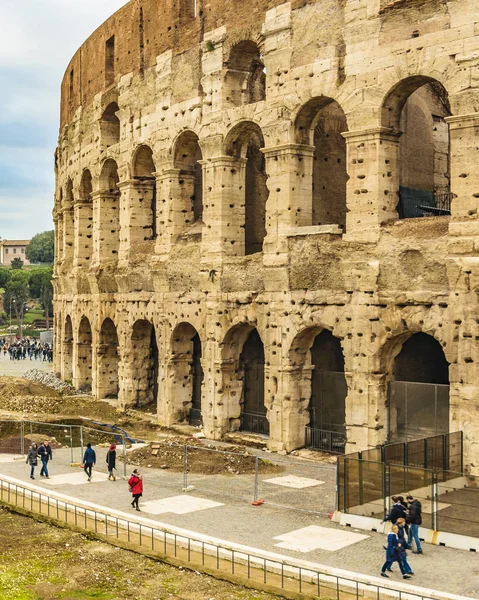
[0,475,447,600]
[337,432,479,537]
[0,419,128,477]
[305,426,346,453]
[239,412,269,435]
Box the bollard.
[251,456,264,506]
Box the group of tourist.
[0,338,53,362]
[380,495,423,579]
[25,439,143,510]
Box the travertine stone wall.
[54,0,479,472]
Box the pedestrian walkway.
[0,350,52,377]
[0,448,477,599]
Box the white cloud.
[0,0,128,240]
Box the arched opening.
[132,145,157,239]
[225,41,265,107]
[309,330,347,435]
[62,315,73,381]
[98,159,120,261]
[226,122,268,255]
[76,316,93,391]
[100,102,120,147]
[388,332,449,442]
[173,131,203,227]
[169,323,203,423]
[382,78,451,219]
[295,98,348,229]
[240,329,267,434]
[77,169,93,265]
[130,320,159,410]
[97,318,119,399]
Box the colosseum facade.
[54,0,479,471]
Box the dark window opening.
[105,36,115,86]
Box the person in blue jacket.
[381,525,411,579]
[82,443,96,482]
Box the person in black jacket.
[37,440,52,479]
[82,443,96,482]
[407,494,423,554]
[381,496,408,525]
[106,443,117,481]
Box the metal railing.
[0,475,446,600]
[240,412,269,435]
[305,426,346,454]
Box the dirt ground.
[0,507,285,600]
[127,440,283,475]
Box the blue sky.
[0,0,128,240]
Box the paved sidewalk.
[0,352,52,377]
[0,448,477,598]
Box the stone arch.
[221,323,267,435]
[98,159,120,260]
[127,319,159,409]
[225,121,268,255]
[382,77,452,219]
[224,40,265,107]
[167,322,204,424]
[132,145,157,239]
[97,318,119,399]
[294,97,348,229]
[382,332,450,442]
[76,316,93,391]
[62,315,74,381]
[173,130,203,225]
[100,102,120,147]
[77,169,93,265]
[288,326,346,439]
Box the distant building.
[0,240,30,266]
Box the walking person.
[396,517,414,575]
[37,440,52,479]
[82,443,96,482]
[407,494,423,554]
[26,443,38,480]
[106,443,117,481]
[381,495,407,525]
[128,469,143,511]
[380,525,411,580]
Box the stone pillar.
[343,128,401,243]
[91,190,120,265]
[94,343,119,400]
[206,358,243,438]
[262,144,315,244]
[73,201,93,268]
[62,207,74,265]
[160,354,193,426]
[60,320,73,382]
[118,179,156,263]
[201,156,247,262]
[54,215,63,267]
[73,340,93,391]
[446,113,479,252]
[268,365,312,452]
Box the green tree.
[25,230,54,264]
[29,267,50,299]
[39,268,53,329]
[4,270,30,338]
[0,268,11,288]
[10,257,23,269]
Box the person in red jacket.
[128,469,143,511]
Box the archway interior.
[63,316,74,381]
[100,102,120,147]
[133,145,157,239]
[99,318,119,399]
[190,333,204,425]
[171,323,203,422]
[225,41,265,107]
[312,102,348,229]
[239,329,267,434]
[77,317,93,391]
[309,330,347,433]
[389,332,449,442]
[245,133,268,255]
[131,320,159,409]
[385,79,451,218]
[174,132,203,227]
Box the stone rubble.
[23,369,75,394]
